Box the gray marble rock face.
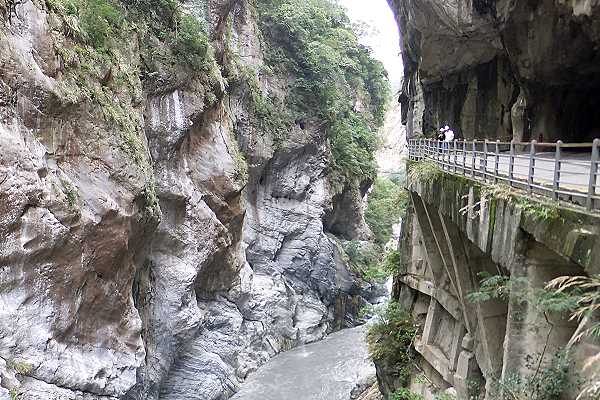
[0,0,379,399]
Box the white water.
[230,324,376,400]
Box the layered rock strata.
[0,1,381,399]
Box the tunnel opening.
[557,87,600,144]
[525,85,600,153]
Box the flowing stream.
[230,324,376,400]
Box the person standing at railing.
[437,127,446,141]
[444,127,455,142]
[441,126,454,162]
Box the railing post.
[462,140,466,176]
[508,140,515,187]
[553,140,562,202]
[527,140,537,194]
[481,140,488,182]
[453,140,458,173]
[494,140,500,183]
[471,140,476,177]
[587,139,599,211]
[439,139,443,169]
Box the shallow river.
[230,324,376,400]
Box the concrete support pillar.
[410,192,452,289]
[501,237,581,387]
[454,334,483,399]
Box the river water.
[230,324,376,400]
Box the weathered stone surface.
[0,0,379,398]
[388,0,600,143]
[378,171,600,399]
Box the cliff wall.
[388,0,600,142]
[0,1,386,399]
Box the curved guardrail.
[408,138,600,211]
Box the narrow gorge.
[1,0,600,400]
[0,0,392,398]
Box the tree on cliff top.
[256,0,391,191]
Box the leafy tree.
[256,0,391,189]
[365,177,408,246]
[367,302,418,386]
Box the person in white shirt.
[444,129,454,142]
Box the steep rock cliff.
[388,0,600,142]
[0,1,387,399]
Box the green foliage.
[174,15,211,69]
[391,388,425,400]
[547,275,600,342]
[7,360,33,375]
[342,240,382,280]
[381,250,402,276]
[47,0,124,50]
[407,161,443,187]
[257,0,391,188]
[46,0,217,173]
[365,177,408,246]
[466,273,512,303]
[342,241,401,282]
[234,66,292,146]
[9,388,18,400]
[60,179,78,209]
[494,350,572,400]
[481,184,562,222]
[467,272,580,315]
[367,302,418,385]
[140,180,161,223]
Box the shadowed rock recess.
[379,1,600,399]
[0,0,388,399]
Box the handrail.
[407,138,600,212]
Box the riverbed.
[230,324,376,400]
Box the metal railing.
[408,138,600,211]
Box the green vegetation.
[547,275,600,341]
[46,0,218,174]
[391,388,425,400]
[140,180,161,222]
[232,65,292,146]
[467,272,581,316]
[342,241,401,282]
[341,175,407,282]
[367,302,418,386]
[9,388,18,400]
[467,273,593,399]
[365,176,408,246]
[407,161,443,187]
[60,179,79,209]
[256,0,391,190]
[493,350,572,400]
[481,184,562,222]
[46,0,125,51]
[7,360,33,375]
